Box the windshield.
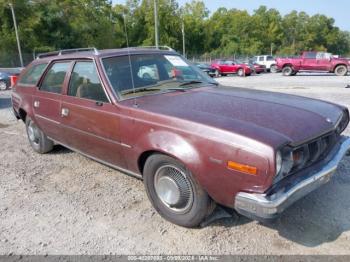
[101,53,216,100]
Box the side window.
[18,63,47,85]
[258,57,264,62]
[40,62,70,94]
[304,52,317,59]
[68,61,108,102]
[316,52,325,59]
[266,56,275,61]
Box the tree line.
[0,0,349,66]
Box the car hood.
[129,86,344,147]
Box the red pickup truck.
[276,51,350,76]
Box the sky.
[113,0,350,31]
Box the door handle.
[34,101,40,108]
[61,108,69,117]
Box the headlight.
[336,110,349,134]
[274,148,294,183]
[276,151,282,175]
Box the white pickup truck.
[253,55,277,73]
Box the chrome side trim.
[35,114,60,125]
[50,138,142,180]
[234,136,350,220]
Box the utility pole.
[270,43,273,56]
[154,0,159,49]
[181,19,185,57]
[9,3,23,67]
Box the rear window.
[304,52,317,59]
[18,63,47,85]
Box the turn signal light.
[227,161,257,175]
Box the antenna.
[122,13,137,107]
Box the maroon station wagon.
[12,47,350,227]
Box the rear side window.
[267,56,274,61]
[40,62,70,94]
[19,63,47,85]
[68,61,108,102]
[258,57,264,62]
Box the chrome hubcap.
[28,121,40,145]
[154,165,193,213]
[0,81,6,90]
[337,67,345,74]
[284,68,291,74]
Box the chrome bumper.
[234,136,350,221]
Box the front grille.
[290,132,338,173]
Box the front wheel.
[26,117,54,154]
[143,154,212,227]
[214,69,220,78]
[334,65,348,76]
[237,68,244,77]
[0,80,7,90]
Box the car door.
[223,61,235,73]
[302,52,318,70]
[59,60,126,168]
[33,61,72,142]
[316,52,332,71]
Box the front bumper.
[234,136,350,221]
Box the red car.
[11,47,350,227]
[211,60,251,77]
[276,51,350,76]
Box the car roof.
[34,47,179,64]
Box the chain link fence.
[0,52,35,68]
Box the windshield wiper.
[178,80,205,87]
[121,87,161,95]
[179,80,218,87]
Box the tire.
[143,154,212,227]
[270,65,277,73]
[25,117,54,154]
[237,68,244,77]
[214,69,220,78]
[334,65,348,76]
[0,80,7,91]
[282,66,293,76]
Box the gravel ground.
[1,73,350,255]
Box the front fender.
[137,130,202,171]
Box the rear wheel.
[0,80,7,90]
[143,154,212,227]
[25,117,53,154]
[270,65,277,73]
[334,65,348,76]
[282,66,293,76]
